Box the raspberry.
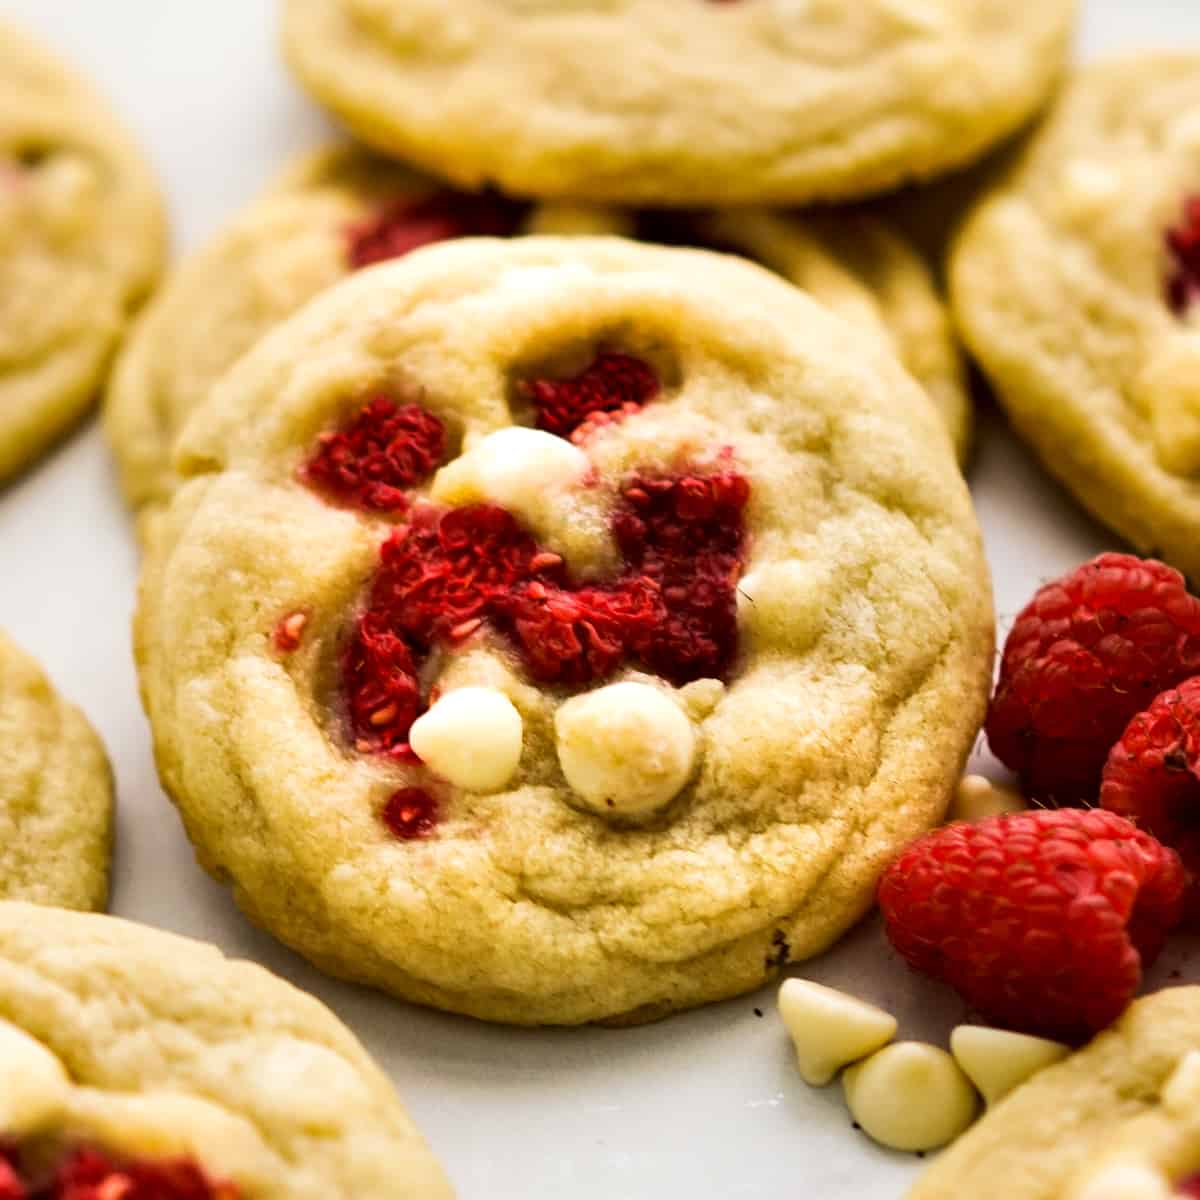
[381,788,439,841]
[987,553,1200,806]
[878,809,1186,1043]
[5,1147,243,1200]
[522,354,660,439]
[1101,676,1200,925]
[1167,196,1200,315]
[0,1155,23,1200]
[1179,1174,1200,1198]
[302,397,445,513]
[346,189,525,270]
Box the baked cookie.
[0,902,452,1200]
[106,146,534,522]
[952,56,1200,583]
[135,237,993,1026]
[909,987,1200,1200]
[0,20,164,484]
[0,631,112,911]
[280,0,1076,208]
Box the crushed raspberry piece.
[302,397,445,513]
[1167,196,1200,315]
[347,189,525,270]
[343,468,750,761]
[273,610,308,653]
[0,1146,238,1200]
[986,554,1200,807]
[1102,676,1200,925]
[879,809,1186,1043]
[521,354,660,440]
[381,788,439,841]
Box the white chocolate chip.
[1136,332,1200,477]
[679,677,725,721]
[842,1043,979,1153]
[736,560,828,652]
[1162,1050,1200,1114]
[778,979,897,1087]
[948,774,1026,823]
[950,1025,1070,1105]
[410,687,523,792]
[555,682,696,818]
[1058,160,1124,219]
[432,427,590,538]
[0,1019,70,1135]
[1072,1164,1172,1200]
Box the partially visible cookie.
[0,631,112,911]
[909,987,1200,1200]
[0,902,453,1200]
[952,56,1200,582]
[281,0,1076,208]
[0,20,164,484]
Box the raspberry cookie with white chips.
[0,903,451,1200]
[0,19,164,483]
[135,237,993,1025]
[952,56,1200,583]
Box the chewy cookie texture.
[0,903,451,1200]
[136,236,993,1026]
[0,19,164,484]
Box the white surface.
[0,3,1197,1197]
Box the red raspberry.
[1167,195,1200,315]
[1179,1175,1200,1198]
[1102,676,1200,925]
[346,189,525,270]
[382,788,439,841]
[522,353,660,440]
[52,1147,238,1200]
[0,1155,24,1200]
[987,554,1200,806]
[878,809,1186,1042]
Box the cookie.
[952,56,1200,583]
[280,0,1076,208]
[106,146,533,523]
[0,632,112,911]
[107,158,968,534]
[135,237,993,1025]
[909,987,1200,1200]
[0,902,452,1199]
[0,20,165,484]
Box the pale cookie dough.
[0,19,164,484]
[952,56,1200,582]
[0,902,452,1200]
[135,237,993,1026]
[280,0,1076,207]
[106,145,537,525]
[0,631,112,911]
[909,988,1200,1199]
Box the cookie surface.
[0,20,164,484]
[0,632,112,911]
[952,56,1200,583]
[281,0,1076,208]
[910,987,1200,1199]
[136,237,993,1026]
[107,153,968,532]
[0,902,452,1199]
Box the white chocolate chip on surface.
[0,1019,70,1135]
[948,774,1026,823]
[950,1025,1070,1106]
[778,979,898,1087]
[843,1042,979,1153]
[1072,1163,1172,1200]
[410,686,523,793]
[555,681,696,819]
[736,560,829,652]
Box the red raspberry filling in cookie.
[1167,197,1200,315]
[346,190,526,270]
[521,354,660,440]
[344,468,750,764]
[301,396,446,513]
[381,786,440,841]
[0,1146,238,1200]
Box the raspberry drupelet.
[986,553,1200,806]
[520,353,660,440]
[1167,196,1200,315]
[878,809,1186,1043]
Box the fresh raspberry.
[1167,196,1200,315]
[381,788,439,841]
[987,554,1200,806]
[346,189,525,270]
[1102,676,1200,925]
[302,397,445,513]
[878,809,1186,1043]
[522,354,660,440]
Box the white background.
[1,3,1197,1196]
